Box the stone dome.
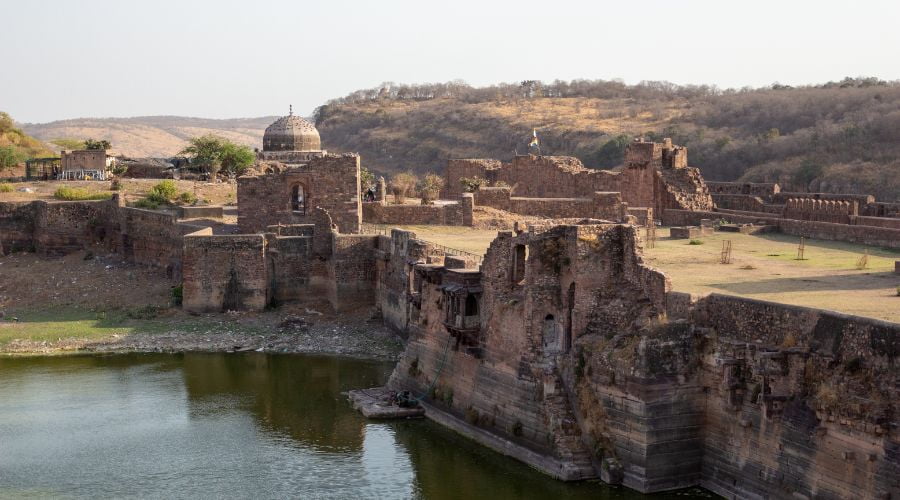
[262,113,321,152]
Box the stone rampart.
[182,233,268,312]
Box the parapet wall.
[362,194,473,226]
[474,187,628,221]
[663,209,900,248]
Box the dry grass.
[644,228,900,322]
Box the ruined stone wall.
[32,200,111,256]
[674,294,900,500]
[182,233,268,313]
[444,159,502,198]
[268,235,313,304]
[711,193,771,212]
[327,234,379,312]
[362,198,471,226]
[474,187,627,222]
[664,209,900,249]
[238,154,361,234]
[0,202,36,253]
[862,202,900,218]
[852,216,900,230]
[784,198,858,224]
[706,181,781,197]
[381,222,898,496]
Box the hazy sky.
[4,0,900,123]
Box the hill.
[22,116,277,158]
[1,112,54,157]
[314,79,900,201]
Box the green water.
[0,353,712,499]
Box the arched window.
[291,184,306,214]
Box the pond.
[0,353,711,499]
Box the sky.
[3,0,900,123]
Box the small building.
[59,149,110,180]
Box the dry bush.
[390,172,418,204]
[419,173,445,204]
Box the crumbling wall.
[706,182,781,197]
[328,234,379,311]
[444,158,502,198]
[362,195,472,226]
[182,233,268,312]
[238,154,361,234]
[664,209,900,248]
[32,200,111,256]
[0,201,37,253]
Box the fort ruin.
[1,111,899,498]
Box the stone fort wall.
[377,224,899,498]
[444,139,713,219]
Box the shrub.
[171,285,183,306]
[688,239,704,245]
[53,187,112,201]
[419,173,445,204]
[133,198,160,210]
[0,183,12,193]
[460,176,486,193]
[178,191,197,205]
[390,171,418,204]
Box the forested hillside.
[315,78,900,201]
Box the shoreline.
[0,310,406,361]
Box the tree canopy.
[179,134,255,177]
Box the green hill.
[315,78,900,201]
[1,112,54,158]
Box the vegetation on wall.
[314,77,900,201]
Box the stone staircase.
[541,364,598,480]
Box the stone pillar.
[376,176,387,206]
[460,193,474,227]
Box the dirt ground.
[0,179,237,205]
[0,250,402,359]
[378,224,900,323]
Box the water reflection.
[0,354,710,499]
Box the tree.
[180,135,225,179]
[360,166,375,190]
[84,139,111,150]
[0,145,23,173]
[219,142,255,177]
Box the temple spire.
[289,104,293,116]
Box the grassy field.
[0,179,236,205]
[379,224,900,323]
